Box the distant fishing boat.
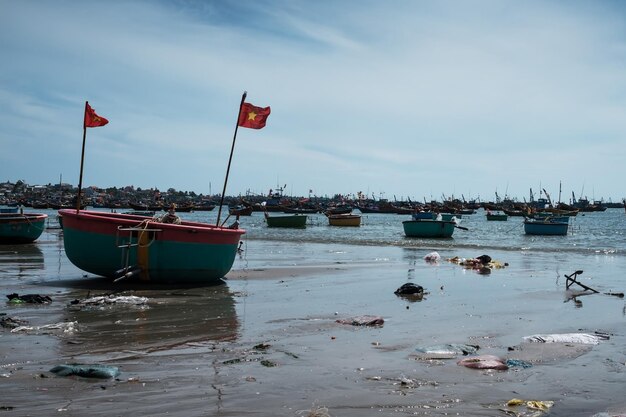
[0,213,48,244]
[264,212,307,228]
[228,205,253,216]
[523,218,568,236]
[402,219,456,238]
[486,211,508,221]
[327,213,361,227]
[0,207,19,214]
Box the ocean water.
[197,207,626,256]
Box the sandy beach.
[2,224,626,416]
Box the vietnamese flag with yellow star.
[238,102,270,129]
[84,102,109,128]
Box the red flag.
[84,102,109,128]
[238,102,270,129]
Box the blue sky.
[1,0,625,203]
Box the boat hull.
[0,213,48,244]
[265,214,307,228]
[59,209,245,283]
[524,220,568,236]
[402,220,455,238]
[486,214,508,221]
[328,214,361,227]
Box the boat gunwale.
[58,209,245,236]
[0,213,48,222]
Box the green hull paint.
[402,220,455,238]
[63,224,240,284]
[523,221,568,236]
[486,214,508,221]
[0,214,47,244]
[265,214,307,228]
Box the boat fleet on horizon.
[2,186,625,285]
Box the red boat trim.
[59,209,244,245]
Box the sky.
[1,0,625,203]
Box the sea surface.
[2,207,626,416]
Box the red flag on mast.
[84,102,109,128]
[238,102,270,129]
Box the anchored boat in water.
[0,213,48,244]
[402,219,456,238]
[327,213,361,227]
[523,218,569,236]
[264,212,307,228]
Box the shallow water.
[1,208,625,416]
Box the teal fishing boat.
[402,219,455,238]
[264,212,307,228]
[59,209,244,283]
[523,218,568,236]
[0,213,48,244]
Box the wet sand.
[2,231,626,416]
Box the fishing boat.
[0,213,48,244]
[228,205,253,216]
[523,218,568,236]
[0,207,19,214]
[59,94,261,284]
[264,212,307,228]
[402,219,456,238]
[59,209,244,283]
[327,213,361,227]
[486,211,508,221]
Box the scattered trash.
[564,270,624,298]
[11,321,77,334]
[50,364,120,379]
[0,316,28,329]
[253,342,271,351]
[505,359,533,369]
[415,343,479,358]
[69,295,149,308]
[523,332,609,345]
[506,398,554,412]
[336,315,384,326]
[6,293,52,304]
[457,355,508,370]
[447,254,508,273]
[260,359,277,367]
[394,283,424,299]
[423,251,441,263]
[475,254,491,264]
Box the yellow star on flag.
[247,111,257,121]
